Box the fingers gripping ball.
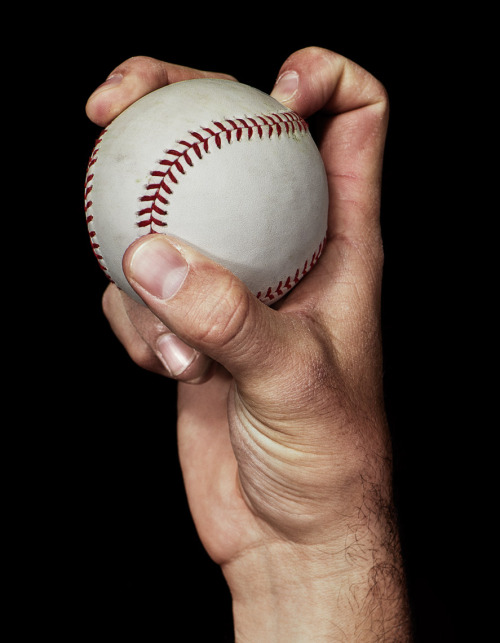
[84,79,329,305]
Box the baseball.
[85,78,329,305]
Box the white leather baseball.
[85,78,329,305]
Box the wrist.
[222,505,411,641]
[224,540,348,642]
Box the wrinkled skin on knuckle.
[185,270,254,355]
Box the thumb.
[122,234,297,390]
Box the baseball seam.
[84,109,326,303]
[85,131,110,277]
[256,235,326,302]
[137,111,308,233]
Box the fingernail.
[271,71,299,103]
[156,333,197,377]
[128,236,188,300]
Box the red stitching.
[256,236,326,303]
[84,130,114,281]
[136,111,309,233]
[85,109,325,301]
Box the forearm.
[223,482,412,642]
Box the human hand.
[86,48,410,640]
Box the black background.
[10,7,487,642]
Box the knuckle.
[127,337,160,372]
[187,274,253,353]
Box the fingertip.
[270,47,337,118]
[124,234,189,302]
[156,333,215,384]
[85,73,125,127]
[270,70,299,105]
[85,56,169,127]
[156,333,198,377]
[85,56,237,128]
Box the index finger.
[86,56,237,127]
